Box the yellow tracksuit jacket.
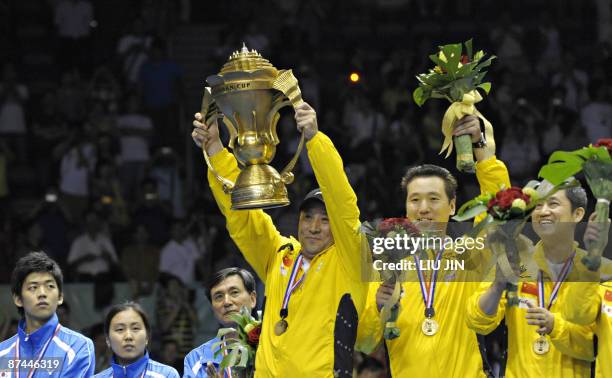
[208,132,368,377]
[356,156,510,377]
[563,262,612,378]
[466,243,595,378]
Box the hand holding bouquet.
[362,218,421,339]
[413,39,495,173]
[213,307,261,377]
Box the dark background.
[1,0,611,376]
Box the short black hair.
[564,185,587,212]
[206,268,256,302]
[401,164,458,201]
[11,252,64,313]
[103,301,151,338]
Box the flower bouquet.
[453,181,577,305]
[539,140,612,270]
[413,39,495,173]
[212,307,261,378]
[362,218,421,339]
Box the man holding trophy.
[191,45,367,377]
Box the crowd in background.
[1,0,612,376]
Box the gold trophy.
[201,44,305,209]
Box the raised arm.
[193,114,287,281]
[564,214,612,324]
[297,102,363,280]
[455,115,510,273]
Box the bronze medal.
[274,319,288,336]
[533,335,550,355]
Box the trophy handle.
[265,96,305,185]
[221,116,239,150]
[279,132,305,185]
[201,88,235,193]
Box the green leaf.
[430,91,450,100]
[465,38,473,61]
[212,341,225,357]
[548,150,585,164]
[538,149,590,185]
[456,197,484,215]
[472,71,487,84]
[478,82,491,94]
[455,61,479,77]
[441,43,462,77]
[228,349,239,367]
[419,73,448,87]
[217,327,238,338]
[452,77,474,93]
[428,53,446,68]
[574,146,612,162]
[452,204,488,221]
[238,345,249,367]
[538,164,582,185]
[413,86,426,106]
[449,86,464,102]
[595,147,612,162]
[474,56,495,72]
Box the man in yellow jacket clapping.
[466,187,596,377]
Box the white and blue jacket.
[94,352,179,378]
[0,313,95,377]
[183,337,223,378]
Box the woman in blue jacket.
[95,301,180,378]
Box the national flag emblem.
[521,282,538,296]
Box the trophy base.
[231,164,290,210]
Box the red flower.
[247,325,261,346]
[460,55,470,65]
[488,187,530,210]
[594,138,612,155]
[487,197,499,210]
[378,218,419,236]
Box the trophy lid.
[219,43,278,76]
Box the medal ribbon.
[15,324,61,378]
[413,250,443,317]
[279,254,306,319]
[221,339,232,378]
[537,253,575,310]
